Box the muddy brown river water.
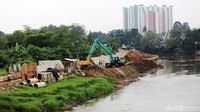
[70,57,200,112]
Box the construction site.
[0,38,160,112]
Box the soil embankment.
[59,50,160,111]
[82,49,160,90]
[0,77,113,112]
[0,49,160,112]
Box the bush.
[69,70,80,76]
[175,48,183,54]
[0,50,8,67]
[14,103,42,112]
[0,100,13,110]
[0,109,15,112]
[43,97,59,111]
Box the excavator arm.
[96,40,113,62]
[77,38,125,69]
[89,38,113,62]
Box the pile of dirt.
[83,66,137,89]
[82,49,161,89]
[125,49,159,61]
[123,50,160,73]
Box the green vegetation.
[0,22,200,68]
[0,25,90,67]
[88,22,200,55]
[0,68,5,76]
[0,77,112,112]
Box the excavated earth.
[0,50,160,91]
[60,50,161,111]
[0,49,161,111]
[82,49,161,90]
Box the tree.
[140,31,161,53]
[0,50,8,67]
[142,26,147,33]
[182,28,200,53]
[0,31,4,36]
[25,33,52,47]
[166,21,191,54]
[7,43,34,64]
[3,30,25,48]
[0,36,6,49]
[23,25,33,35]
[106,37,121,52]
[125,29,142,49]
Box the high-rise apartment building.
[123,5,173,34]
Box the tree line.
[0,25,90,67]
[88,21,200,55]
[0,22,200,67]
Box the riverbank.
[72,57,200,112]
[0,77,112,112]
[60,50,160,110]
[0,50,160,112]
[82,50,160,90]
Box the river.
[71,57,200,112]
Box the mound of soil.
[82,49,161,89]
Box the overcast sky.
[0,0,199,33]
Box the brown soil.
[0,49,161,91]
[82,49,161,89]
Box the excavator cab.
[77,56,91,66]
[105,57,125,68]
[77,55,97,70]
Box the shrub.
[43,97,59,111]
[0,100,13,110]
[14,102,42,112]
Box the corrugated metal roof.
[64,58,77,62]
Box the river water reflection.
[71,56,200,112]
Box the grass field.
[0,77,112,112]
[0,68,5,76]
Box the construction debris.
[0,60,64,90]
[0,49,160,90]
[37,60,64,74]
[34,82,46,88]
[37,72,55,83]
[21,63,37,79]
[27,78,39,84]
[63,58,77,73]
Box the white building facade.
[123,5,173,34]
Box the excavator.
[77,38,125,69]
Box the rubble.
[0,61,64,90]
[37,60,64,74]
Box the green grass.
[0,68,5,76]
[0,77,112,112]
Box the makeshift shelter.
[37,60,64,74]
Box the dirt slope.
[82,50,161,89]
